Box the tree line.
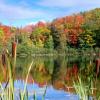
[0,8,100,53]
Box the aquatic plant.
[0,53,33,100]
[0,49,47,100]
[73,77,93,100]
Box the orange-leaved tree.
[0,25,12,47]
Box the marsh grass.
[73,77,93,100]
[0,51,47,100]
[0,54,15,100]
[0,54,33,100]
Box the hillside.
[0,8,100,54]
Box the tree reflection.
[0,55,100,97]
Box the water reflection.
[0,55,100,99]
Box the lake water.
[0,55,100,99]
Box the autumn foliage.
[0,24,12,45]
[0,8,100,52]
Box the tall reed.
[73,77,93,100]
[0,50,47,100]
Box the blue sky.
[0,0,100,27]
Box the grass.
[73,77,93,100]
[0,50,47,100]
[0,54,32,100]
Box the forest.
[0,8,100,55]
[0,7,100,100]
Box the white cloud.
[38,0,100,8]
[27,20,46,25]
[0,1,44,20]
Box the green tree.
[50,24,66,50]
[44,35,54,49]
[94,30,100,47]
[82,8,100,47]
[79,29,95,48]
[30,27,50,48]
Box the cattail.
[2,52,6,67]
[1,51,7,81]
[12,42,17,58]
[96,59,100,75]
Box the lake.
[0,55,100,100]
